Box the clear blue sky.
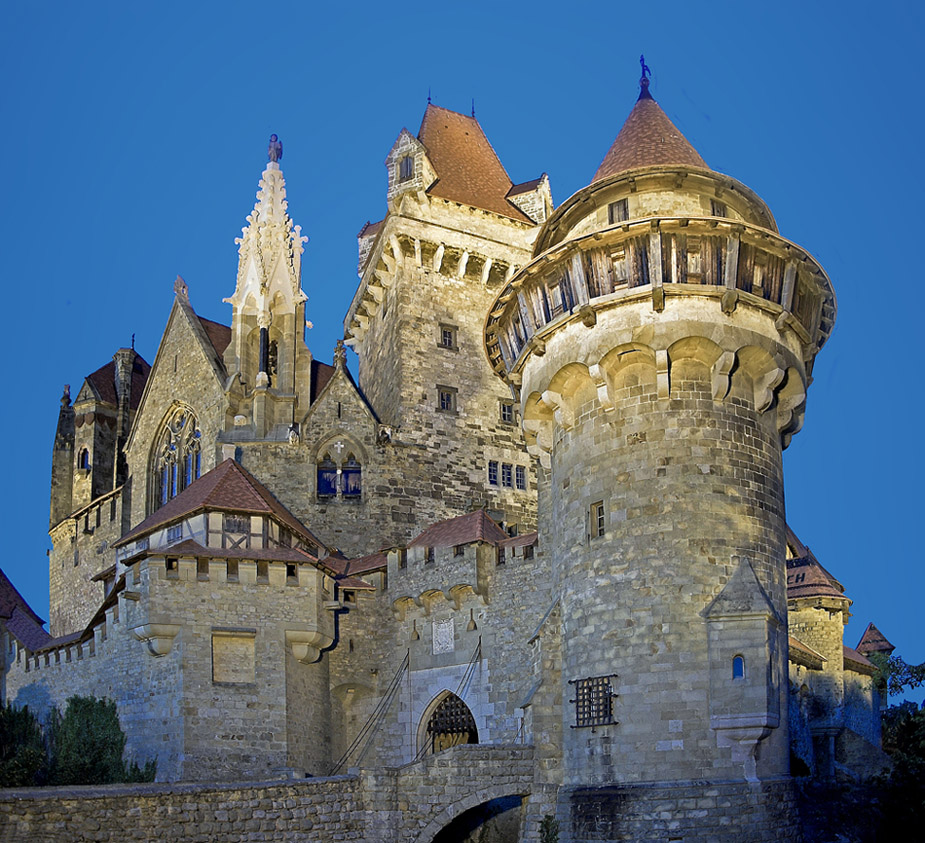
[2,2,922,697]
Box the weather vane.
[640,54,651,79]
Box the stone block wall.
[48,488,123,637]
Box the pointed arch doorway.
[419,691,479,756]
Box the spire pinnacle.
[427,86,432,105]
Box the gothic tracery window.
[152,407,202,510]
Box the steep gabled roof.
[408,509,509,548]
[418,104,534,223]
[83,353,151,409]
[0,568,45,626]
[115,459,325,552]
[856,622,895,656]
[592,86,708,182]
[198,316,231,357]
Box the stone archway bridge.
[0,744,551,843]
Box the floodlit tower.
[485,71,835,840]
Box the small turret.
[49,384,75,527]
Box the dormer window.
[399,155,414,182]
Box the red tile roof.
[311,359,337,403]
[358,219,384,239]
[498,531,538,549]
[592,91,708,182]
[418,104,534,224]
[0,567,45,626]
[856,622,895,656]
[843,645,878,675]
[150,539,320,564]
[507,177,545,197]
[115,459,326,552]
[84,353,151,410]
[199,316,231,357]
[786,554,846,601]
[4,607,52,651]
[408,509,509,548]
[326,552,388,577]
[788,636,826,670]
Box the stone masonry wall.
[549,368,790,787]
[124,300,228,529]
[48,489,123,637]
[0,745,536,843]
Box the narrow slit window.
[732,655,745,680]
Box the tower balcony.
[485,215,836,384]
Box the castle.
[0,75,893,842]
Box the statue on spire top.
[268,134,283,163]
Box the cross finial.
[427,87,432,105]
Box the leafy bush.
[0,702,46,787]
[47,696,156,785]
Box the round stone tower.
[486,75,835,841]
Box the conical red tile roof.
[593,89,708,182]
[856,622,895,656]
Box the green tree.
[48,696,155,785]
[868,652,925,698]
[0,703,46,787]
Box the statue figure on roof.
[268,134,283,163]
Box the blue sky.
[2,2,922,697]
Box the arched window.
[316,445,363,501]
[317,454,337,497]
[151,407,202,511]
[78,448,90,471]
[732,655,746,680]
[342,454,362,497]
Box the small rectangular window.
[95,507,101,528]
[515,466,526,490]
[437,386,457,413]
[501,464,513,488]
[591,501,605,538]
[608,199,628,224]
[343,590,356,605]
[167,524,182,544]
[425,547,435,564]
[286,563,298,583]
[488,461,499,486]
[110,498,117,522]
[500,401,515,424]
[454,545,465,557]
[524,544,534,560]
[256,561,269,582]
[399,548,408,569]
[439,325,457,350]
[165,557,179,579]
[497,547,506,565]
[399,155,414,182]
[197,558,209,581]
[711,199,727,218]
[226,559,239,582]
[224,514,250,534]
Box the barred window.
[438,386,457,412]
[500,401,514,424]
[501,463,513,488]
[399,155,414,182]
[224,514,250,535]
[166,524,182,544]
[569,674,617,729]
[488,461,499,486]
[439,325,457,350]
